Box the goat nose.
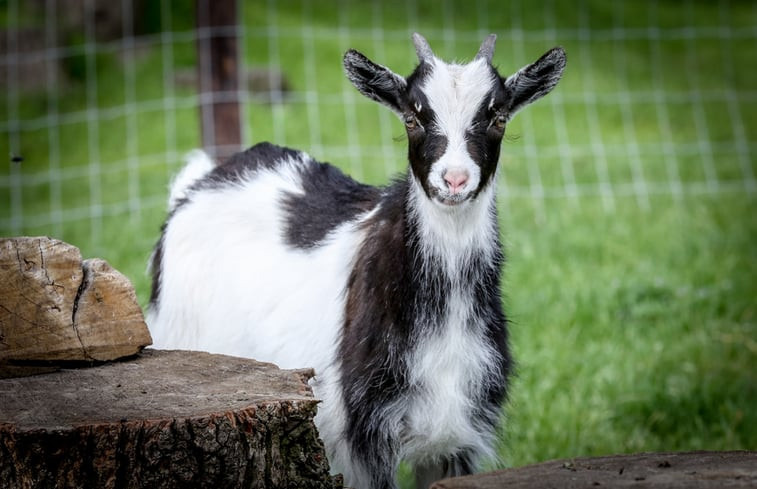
[444,169,469,194]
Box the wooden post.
[196,0,241,163]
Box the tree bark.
[0,349,341,489]
[432,451,757,488]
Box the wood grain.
[0,349,341,489]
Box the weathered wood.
[0,237,151,377]
[432,451,757,488]
[196,0,241,162]
[0,349,341,488]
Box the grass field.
[1,0,755,484]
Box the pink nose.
[444,169,469,194]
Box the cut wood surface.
[0,349,341,488]
[432,451,757,488]
[0,237,151,377]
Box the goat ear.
[503,46,566,119]
[344,49,407,115]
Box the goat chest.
[400,287,501,462]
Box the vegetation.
[1,0,755,484]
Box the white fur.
[421,58,496,202]
[409,174,498,275]
[312,363,365,484]
[148,154,370,377]
[403,290,499,465]
[167,149,215,210]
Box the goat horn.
[413,33,434,64]
[475,34,497,63]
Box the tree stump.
[0,349,342,489]
[431,451,757,488]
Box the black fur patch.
[149,142,320,306]
[504,46,567,116]
[198,142,302,190]
[407,129,448,199]
[148,230,165,306]
[465,71,508,198]
[339,177,430,485]
[343,49,406,114]
[282,160,381,250]
[404,64,450,199]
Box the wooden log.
[431,451,757,488]
[0,237,152,377]
[0,349,342,489]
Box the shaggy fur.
[148,33,566,489]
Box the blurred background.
[1,0,755,481]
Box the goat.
[148,33,566,489]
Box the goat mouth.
[435,194,467,206]
[425,185,470,207]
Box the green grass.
[1,0,756,486]
[499,193,756,467]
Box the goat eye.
[494,114,507,129]
[404,114,417,129]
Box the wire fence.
[1,0,755,247]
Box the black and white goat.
[148,34,566,489]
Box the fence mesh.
[1,0,756,473]
[1,0,755,280]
